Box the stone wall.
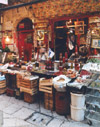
[2,0,100,31]
[32,0,100,19]
[1,0,100,52]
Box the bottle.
[63,57,65,63]
[80,62,83,69]
[49,59,52,70]
[75,59,79,71]
[59,53,63,66]
[65,52,68,62]
[71,62,73,69]
[21,46,24,61]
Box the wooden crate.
[20,79,38,89]
[6,88,15,97]
[44,93,55,111]
[39,78,53,94]
[17,75,39,93]
[24,92,37,103]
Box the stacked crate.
[44,92,54,111]
[39,78,55,110]
[18,75,39,103]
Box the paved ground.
[0,94,93,127]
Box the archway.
[17,18,34,61]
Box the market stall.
[0,14,100,127]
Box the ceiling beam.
[0,0,47,11]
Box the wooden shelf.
[56,24,87,29]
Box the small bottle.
[80,62,83,69]
[49,60,52,70]
[63,57,65,63]
[71,62,73,69]
[65,52,68,62]
[75,59,79,71]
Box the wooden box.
[24,92,37,103]
[44,93,55,111]
[6,88,15,97]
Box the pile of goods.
[65,69,77,79]
[87,57,100,63]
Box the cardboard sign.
[0,0,8,5]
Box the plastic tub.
[71,105,85,121]
[71,92,85,108]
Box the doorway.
[54,21,67,60]
[17,18,34,61]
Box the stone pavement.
[0,94,92,127]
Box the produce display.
[87,58,100,63]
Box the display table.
[31,71,56,78]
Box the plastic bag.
[53,75,71,92]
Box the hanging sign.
[0,0,8,5]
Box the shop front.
[0,0,100,126]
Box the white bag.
[53,75,71,92]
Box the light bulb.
[6,36,10,42]
[69,19,72,23]
[91,30,94,34]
